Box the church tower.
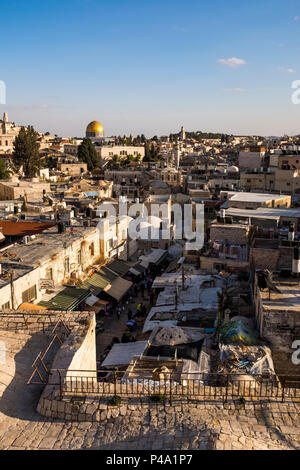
[179,126,186,141]
[174,141,181,169]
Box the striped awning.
[99,267,119,282]
[82,272,111,296]
[38,286,90,311]
[106,259,130,277]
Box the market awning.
[139,249,168,267]
[101,341,148,368]
[38,286,90,311]
[85,294,100,307]
[82,272,110,296]
[129,267,142,276]
[103,277,133,301]
[129,263,146,276]
[99,267,119,282]
[106,259,130,277]
[18,303,48,311]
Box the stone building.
[57,163,88,177]
[0,177,50,201]
[238,150,266,171]
[210,223,251,246]
[221,191,291,210]
[0,112,23,154]
[97,145,145,164]
[253,275,300,375]
[0,225,102,309]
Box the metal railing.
[43,369,300,403]
[27,319,70,385]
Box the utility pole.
[10,271,15,310]
[217,290,224,346]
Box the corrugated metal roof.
[0,220,57,237]
[129,263,146,276]
[139,249,168,266]
[38,286,90,311]
[107,259,130,277]
[101,341,148,367]
[82,272,110,296]
[100,267,119,282]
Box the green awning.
[38,286,90,311]
[82,272,110,296]
[106,259,130,277]
[99,267,119,282]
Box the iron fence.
[45,369,300,403]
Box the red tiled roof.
[0,220,57,237]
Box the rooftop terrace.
[261,279,300,312]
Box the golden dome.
[86,121,104,135]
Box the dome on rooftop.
[228,165,239,173]
[86,121,104,138]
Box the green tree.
[0,158,10,180]
[144,142,161,162]
[78,138,99,171]
[12,126,41,177]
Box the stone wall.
[210,224,250,245]
[260,309,300,375]
[51,313,96,379]
[253,279,300,375]
[250,248,280,271]
[36,381,300,422]
[199,256,249,272]
[0,310,92,334]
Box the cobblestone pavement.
[1,400,300,450]
[1,328,300,450]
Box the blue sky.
[1,0,300,137]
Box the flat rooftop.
[261,279,300,312]
[0,225,97,267]
[222,191,290,203]
[225,207,300,220]
[0,262,34,288]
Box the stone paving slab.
[1,328,300,451]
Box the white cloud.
[223,88,246,92]
[279,67,296,73]
[218,57,246,68]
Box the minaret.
[180,126,186,141]
[174,141,181,169]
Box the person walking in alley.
[140,281,145,298]
[117,307,121,320]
